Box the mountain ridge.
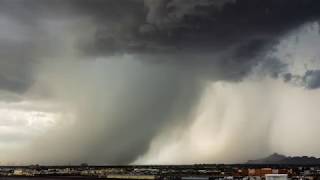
[247,153,320,164]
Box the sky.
[1,0,320,165]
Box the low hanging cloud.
[0,0,320,165]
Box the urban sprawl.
[0,165,320,180]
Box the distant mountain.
[247,153,320,164]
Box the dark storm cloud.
[0,41,35,93]
[0,2,43,94]
[1,0,320,165]
[0,8,37,94]
[84,0,320,55]
[77,0,320,82]
[0,0,145,95]
[1,0,320,90]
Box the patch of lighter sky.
[273,22,320,75]
[0,99,65,165]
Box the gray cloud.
[303,70,320,89]
[84,0,320,55]
[78,0,320,83]
[279,70,320,89]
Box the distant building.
[13,169,23,176]
[272,169,279,174]
[265,174,288,180]
[261,168,273,176]
[248,169,257,176]
[106,175,156,179]
[181,177,209,180]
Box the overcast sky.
[1,0,320,165]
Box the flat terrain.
[0,178,98,180]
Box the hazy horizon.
[1,0,320,165]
